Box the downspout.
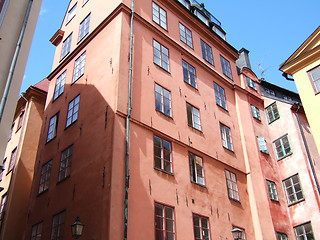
[124,0,134,239]
[0,0,34,122]
[294,103,320,196]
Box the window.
[179,23,193,48]
[17,111,24,130]
[38,160,52,194]
[51,211,66,240]
[266,180,278,201]
[225,170,239,201]
[0,161,5,181]
[193,214,210,240]
[200,40,213,65]
[257,137,268,154]
[308,65,320,93]
[186,103,201,131]
[265,102,280,123]
[61,33,72,60]
[283,174,304,205]
[246,77,257,90]
[8,147,17,172]
[220,124,233,151]
[153,40,169,71]
[155,203,175,240]
[0,194,7,230]
[66,95,80,127]
[152,2,167,30]
[177,0,190,8]
[276,232,288,240]
[182,60,197,88]
[189,152,205,185]
[78,14,90,41]
[194,9,209,25]
[47,113,59,142]
[250,105,261,120]
[58,145,73,182]
[154,136,172,173]
[294,222,314,240]
[53,71,66,100]
[31,222,43,240]
[220,56,232,79]
[73,52,86,82]
[265,88,275,96]
[8,123,14,140]
[67,4,77,23]
[273,134,292,160]
[214,83,227,109]
[155,84,172,117]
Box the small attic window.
[50,29,65,46]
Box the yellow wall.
[292,58,320,152]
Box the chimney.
[236,48,251,70]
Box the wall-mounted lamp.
[71,217,84,239]
[232,227,244,240]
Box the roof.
[33,78,49,93]
[280,26,320,74]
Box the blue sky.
[22,0,319,93]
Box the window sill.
[77,33,89,45]
[188,125,202,133]
[267,117,280,125]
[71,74,84,86]
[223,146,234,153]
[191,181,206,188]
[65,119,78,130]
[52,93,63,103]
[216,103,228,112]
[184,81,198,91]
[45,136,57,145]
[57,175,70,185]
[288,198,305,207]
[156,110,173,120]
[59,52,70,63]
[154,62,171,74]
[270,198,280,203]
[229,197,241,203]
[154,167,174,176]
[277,152,293,161]
[37,189,48,197]
[152,21,168,32]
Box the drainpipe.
[124,0,134,239]
[294,103,320,196]
[0,0,34,122]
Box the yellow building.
[0,80,48,240]
[280,26,320,152]
[0,0,42,161]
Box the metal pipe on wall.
[0,0,34,122]
[124,0,135,239]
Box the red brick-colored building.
[22,1,320,240]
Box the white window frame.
[220,124,233,151]
[78,14,90,41]
[250,105,261,120]
[73,52,86,82]
[47,113,59,142]
[246,77,257,90]
[182,60,197,88]
[214,83,227,109]
[179,23,193,48]
[152,2,167,29]
[283,174,304,205]
[220,56,232,79]
[200,40,213,64]
[186,103,201,131]
[153,40,170,71]
[66,3,77,23]
[225,170,239,201]
[66,95,80,127]
[61,33,72,60]
[273,134,292,160]
[189,152,205,185]
[266,180,278,201]
[54,71,66,100]
[266,102,280,123]
[155,83,172,117]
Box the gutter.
[0,0,34,122]
[124,0,134,239]
[293,103,320,196]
